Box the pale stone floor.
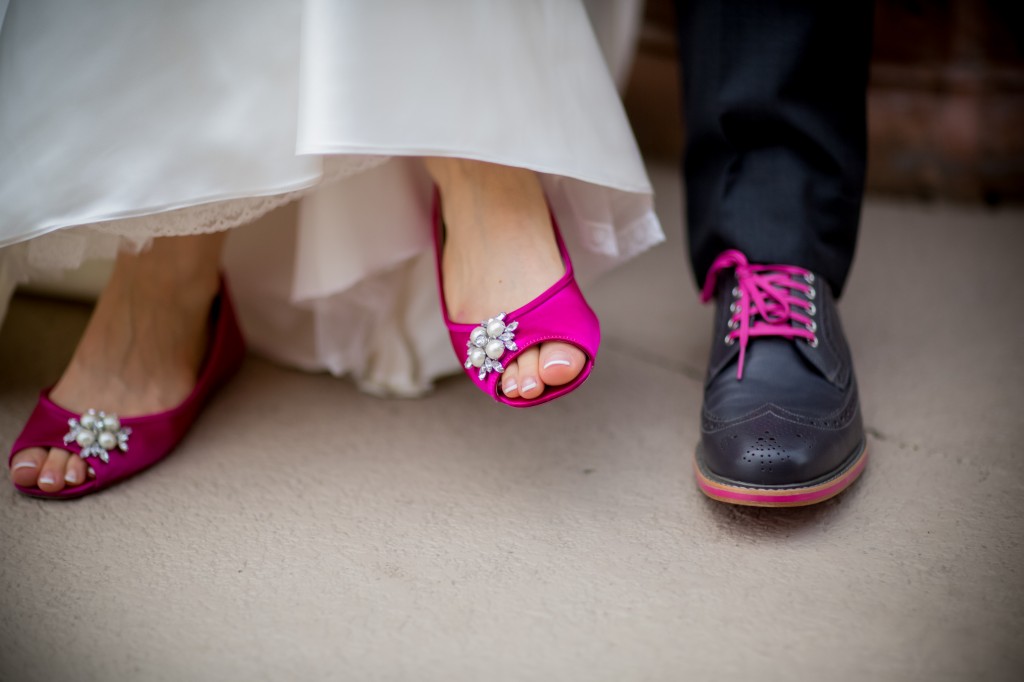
[1,164,1022,681]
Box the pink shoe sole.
[8,278,246,500]
[433,193,601,407]
[693,442,869,507]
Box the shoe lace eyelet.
[804,273,815,284]
[731,286,741,298]
[806,320,817,333]
[729,302,741,314]
[806,286,816,301]
[728,319,739,330]
[808,336,819,348]
[807,302,816,316]
[724,333,735,346]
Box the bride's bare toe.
[512,347,543,400]
[37,448,70,493]
[538,342,586,387]
[501,362,521,398]
[10,448,46,487]
[64,455,88,487]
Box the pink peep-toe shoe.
[8,279,246,499]
[434,196,601,407]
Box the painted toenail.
[504,379,518,393]
[543,356,572,369]
[65,470,79,485]
[12,461,38,471]
[521,378,538,393]
[38,473,56,485]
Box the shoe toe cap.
[699,410,863,486]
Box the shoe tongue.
[706,339,841,415]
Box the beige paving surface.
[1,164,1022,681]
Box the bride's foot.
[8,234,225,494]
[426,158,587,401]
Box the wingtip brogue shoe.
[694,250,868,507]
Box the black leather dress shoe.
[693,250,867,506]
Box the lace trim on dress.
[26,155,390,270]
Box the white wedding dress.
[0,0,663,396]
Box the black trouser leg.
[675,0,873,296]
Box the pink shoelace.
[701,249,818,380]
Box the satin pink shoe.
[8,279,246,499]
[433,195,601,407]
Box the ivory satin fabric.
[0,0,663,396]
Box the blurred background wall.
[623,0,1024,205]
